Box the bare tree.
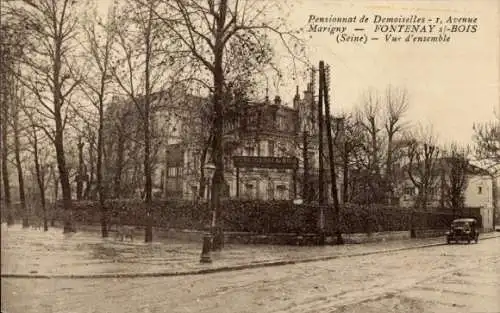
[0,11,21,225]
[149,0,304,249]
[473,112,500,173]
[24,110,52,231]
[442,143,470,215]
[102,101,132,198]
[354,89,386,203]
[82,126,96,200]
[384,85,409,203]
[473,112,498,225]
[0,92,13,224]
[112,0,184,242]
[406,126,440,211]
[11,86,29,227]
[11,0,83,233]
[330,114,364,204]
[49,163,59,226]
[79,2,123,236]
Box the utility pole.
[318,62,325,245]
[324,64,343,245]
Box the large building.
[164,84,346,202]
[166,94,300,201]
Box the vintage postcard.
[1,0,499,312]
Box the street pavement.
[5,223,497,277]
[2,232,499,313]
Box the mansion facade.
[163,84,345,203]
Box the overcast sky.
[283,0,499,146]
[96,0,499,146]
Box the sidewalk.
[2,223,498,278]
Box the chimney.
[293,85,301,110]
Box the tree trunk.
[55,126,74,233]
[1,97,13,225]
[371,124,378,173]
[198,134,213,200]
[85,135,95,200]
[76,138,84,200]
[13,101,28,228]
[342,143,349,203]
[32,129,48,231]
[53,31,74,233]
[386,133,393,204]
[211,61,225,250]
[98,92,108,238]
[144,92,153,242]
[210,0,229,251]
[113,132,125,198]
[143,4,154,243]
[51,169,58,227]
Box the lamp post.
[200,162,216,263]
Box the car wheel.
[467,238,471,244]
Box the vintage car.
[446,218,479,244]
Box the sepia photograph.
[1,0,499,312]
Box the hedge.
[53,200,482,235]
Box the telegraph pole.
[324,64,343,245]
[318,61,326,244]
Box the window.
[268,140,275,156]
[267,182,274,200]
[277,115,286,131]
[167,167,176,177]
[245,183,255,199]
[167,167,182,177]
[478,186,482,194]
[276,185,287,200]
[245,146,255,156]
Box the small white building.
[399,161,495,231]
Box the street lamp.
[200,162,216,263]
